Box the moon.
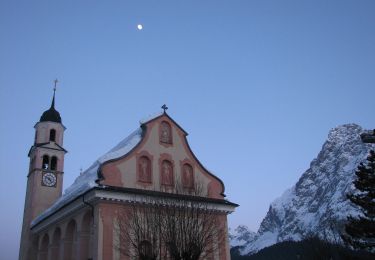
[137,24,143,30]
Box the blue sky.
[1,0,374,258]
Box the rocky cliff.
[234,124,374,255]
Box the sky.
[0,0,374,259]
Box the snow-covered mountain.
[229,225,256,248]
[234,124,374,255]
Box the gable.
[31,113,228,227]
[100,113,226,199]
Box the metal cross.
[53,79,58,92]
[161,104,168,113]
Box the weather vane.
[162,104,168,113]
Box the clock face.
[42,172,57,187]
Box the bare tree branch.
[115,181,225,260]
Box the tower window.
[50,156,57,171]
[49,129,56,142]
[42,155,50,170]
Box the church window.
[49,129,56,142]
[139,240,153,259]
[65,220,77,259]
[161,160,174,186]
[189,242,200,256]
[51,228,61,259]
[34,131,38,144]
[160,121,172,144]
[31,237,39,259]
[50,156,57,171]
[138,156,152,183]
[182,163,194,189]
[42,155,50,170]
[81,212,93,259]
[39,234,49,260]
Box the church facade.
[19,91,237,260]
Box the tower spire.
[51,79,58,109]
[39,79,62,123]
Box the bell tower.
[19,81,67,260]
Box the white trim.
[32,189,236,233]
[94,189,237,213]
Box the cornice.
[31,186,237,233]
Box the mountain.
[230,225,256,248]
[231,237,375,260]
[236,124,374,255]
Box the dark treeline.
[231,237,374,260]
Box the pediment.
[100,113,226,199]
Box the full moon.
[137,24,143,30]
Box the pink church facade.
[20,94,238,260]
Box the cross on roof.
[53,79,58,93]
[162,104,168,113]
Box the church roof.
[32,113,170,226]
[40,107,62,123]
[39,88,62,123]
[31,125,144,227]
[31,111,229,227]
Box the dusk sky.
[1,1,374,259]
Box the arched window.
[31,236,39,260]
[138,240,154,259]
[50,156,57,171]
[138,156,152,183]
[160,121,172,144]
[39,234,49,260]
[51,228,61,259]
[65,220,77,260]
[161,160,174,186]
[42,155,50,170]
[189,242,200,259]
[80,212,93,260]
[49,129,56,142]
[182,163,194,189]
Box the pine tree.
[342,150,375,251]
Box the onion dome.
[40,86,62,123]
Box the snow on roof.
[139,111,164,124]
[31,127,144,227]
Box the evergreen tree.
[342,150,375,251]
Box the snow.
[31,127,144,227]
[270,187,295,219]
[239,124,375,256]
[139,111,164,124]
[242,231,278,254]
[229,225,256,247]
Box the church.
[19,88,238,260]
